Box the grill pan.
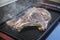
[0,6,60,40]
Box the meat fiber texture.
[6,7,51,31]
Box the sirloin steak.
[6,7,51,31]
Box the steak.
[6,7,51,31]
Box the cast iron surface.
[0,8,60,40]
